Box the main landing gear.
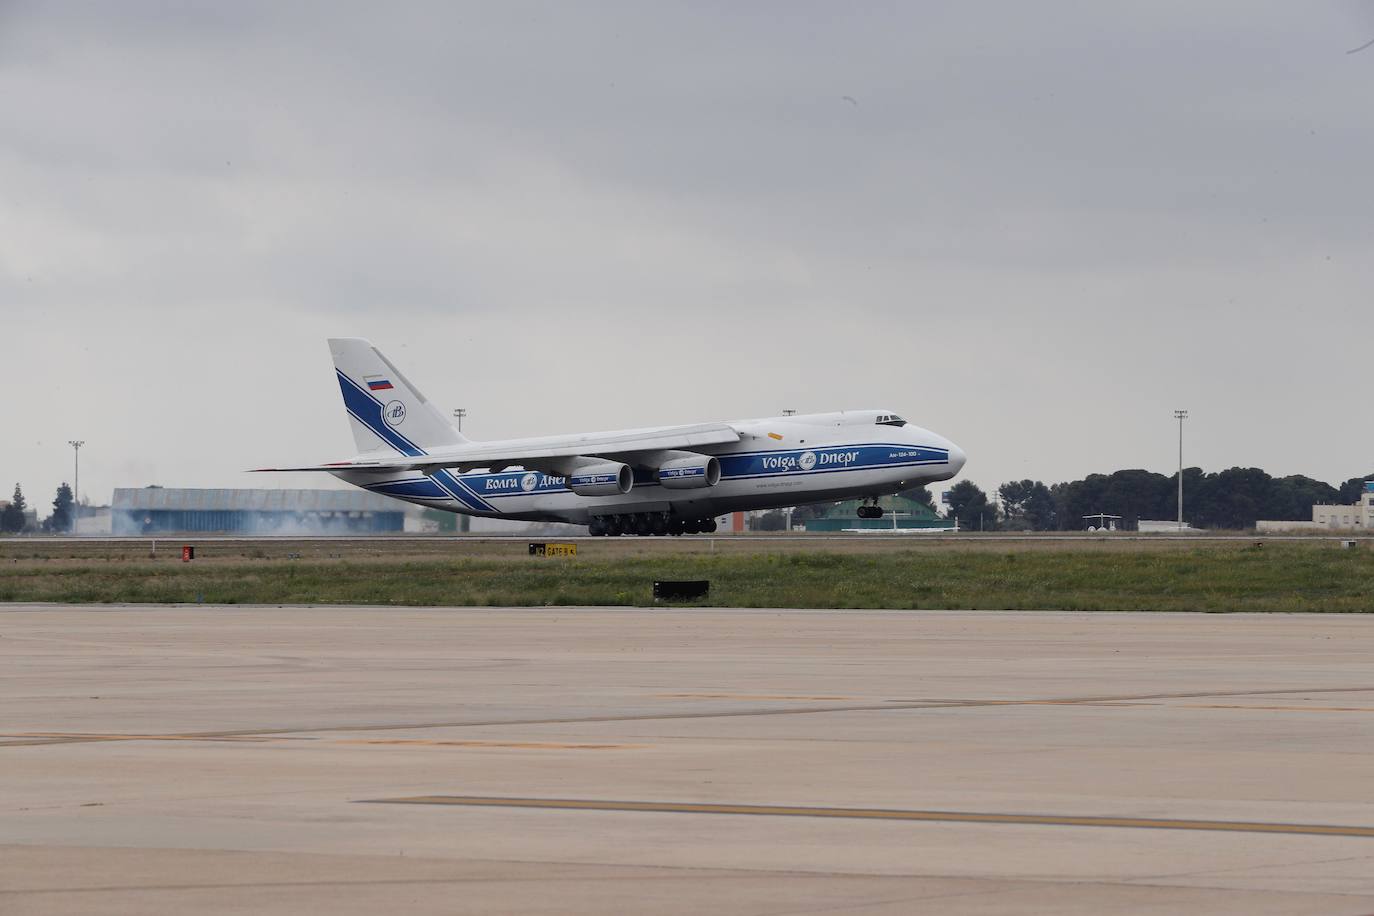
[587,512,718,537]
[856,498,885,520]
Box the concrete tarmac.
[3,605,1374,914]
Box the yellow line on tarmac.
[1171,704,1374,713]
[336,739,645,750]
[658,693,859,701]
[0,733,273,743]
[361,796,1374,839]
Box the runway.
[4,605,1374,914]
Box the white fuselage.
[334,410,965,524]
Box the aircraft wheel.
[633,514,652,536]
[651,514,668,536]
[588,517,606,536]
[703,518,718,533]
[605,516,623,536]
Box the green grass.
[2,543,1372,611]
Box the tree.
[1267,475,1338,520]
[1338,474,1374,505]
[897,485,936,511]
[998,479,1057,530]
[1038,465,1361,532]
[1023,484,1057,530]
[1101,469,1174,525]
[754,509,787,531]
[998,480,1057,530]
[945,480,995,531]
[48,483,75,533]
[787,502,833,524]
[1,483,28,533]
[1190,467,1272,530]
[1052,469,1178,529]
[1174,466,1207,526]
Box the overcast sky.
[4,1,1373,511]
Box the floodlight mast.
[68,440,85,533]
[1174,410,1188,529]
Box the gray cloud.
[3,2,1373,512]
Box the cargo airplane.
[256,339,966,535]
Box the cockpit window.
[876,414,907,427]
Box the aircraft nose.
[946,442,966,474]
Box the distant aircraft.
[256,339,966,535]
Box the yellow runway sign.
[528,542,577,557]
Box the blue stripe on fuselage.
[716,444,949,481]
[360,441,951,509]
[722,442,947,460]
[336,371,495,511]
[430,469,495,512]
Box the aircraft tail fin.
[328,338,467,456]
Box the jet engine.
[565,461,633,496]
[656,453,721,489]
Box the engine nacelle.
[656,454,721,489]
[566,461,633,496]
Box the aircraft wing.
[253,422,742,473]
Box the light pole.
[1174,410,1188,529]
[68,440,84,533]
[452,409,467,432]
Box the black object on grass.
[654,580,709,601]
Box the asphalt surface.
[4,605,1374,914]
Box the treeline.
[945,468,1373,532]
[0,483,76,534]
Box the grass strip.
[1,544,1371,611]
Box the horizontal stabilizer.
[250,461,404,473]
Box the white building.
[75,506,112,536]
[1257,481,1374,532]
[1312,483,1374,530]
[1138,520,1198,533]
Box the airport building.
[1138,519,1198,533]
[111,487,406,535]
[1311,481,1374,529]
[1257,481,1374,532]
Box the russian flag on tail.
[364,375,394,391]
